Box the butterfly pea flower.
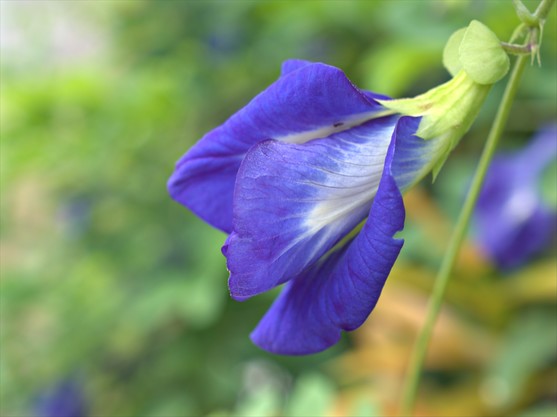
[169,22,508,354]
[474,124,557,270]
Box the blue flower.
[474,124,557,270]
[168,59,488,354]
[35,379,87,417]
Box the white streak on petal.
[278,111,385,144]
[304,123,394,232]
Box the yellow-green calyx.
[446,20,510,84]
[377,20,509,178]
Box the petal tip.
[250,326,339,356]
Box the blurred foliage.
[1,1,555,417]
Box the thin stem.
[501,41,532,55]
[400,53,529,417]
[535,0,555,19]
[513,0,539,26]
[399,2,555,413]
[399,2,554,414]
[398,3,552,413]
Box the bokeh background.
[1,1,556,416]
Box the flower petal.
[514,124,557,178]
[478,204,555,269]
[250,138,405,355]
[475,124,557,269]
[390,116,448,190]
[280,59,313,76]
[168,62,387,233]
[225,115,400,300]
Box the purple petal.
[168,61,387,233]
[479,205,555,269]
[475,124,557,269]
[391,116,433,189]
[280,59,313,76]
[515,124,557,176]
[250,138,405,355]
[225,115,400,300]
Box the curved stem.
[399,2,553,414]
[400,53,528,417]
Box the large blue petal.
[250,138,405,355]
[168,61,388,233]
[225,115,400,300]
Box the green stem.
[400,53,528,417]
[535,0,555,19]
[399,0,554,411]
[501,41,532,55]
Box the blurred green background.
[1,1,556,416]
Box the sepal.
[459,20,510,85]
[443,27,467,77]
[443,21,509,84]
[378,71,490,178]
[378,20,509,178]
